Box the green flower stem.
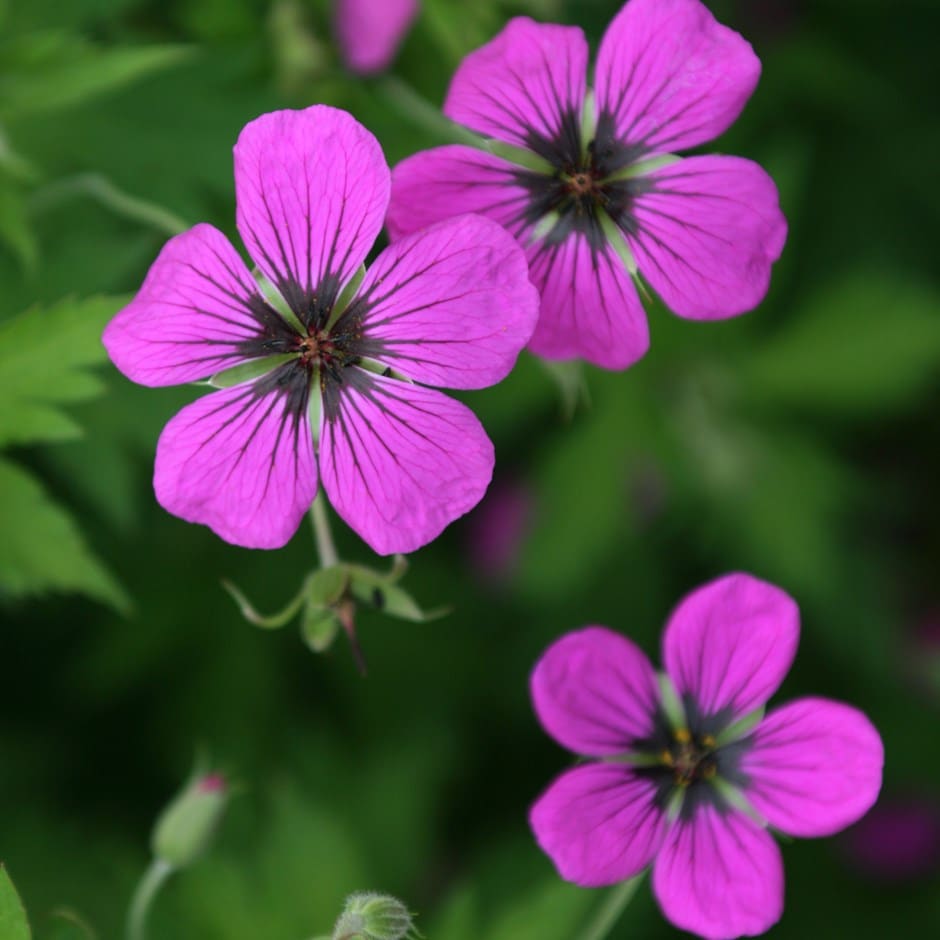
[379,76,481,147]
[126,859,174,940]
[577,874,645,940]
[309,492,339,568]
[30,173,188,236]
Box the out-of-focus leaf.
[0,179,37,272]
[0,865,31,940]
[0,35,191,120]
[0,295,128,447]
[744,275,940,415]
[41,909,96,940]
[0,457,129,611]
[487,879,594,940]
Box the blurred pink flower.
[841,796,940,882]
[335,0,419,74]
[465,477,534,583]
[388,0,786,370]
[104,105,537,554]
[530,573,883,939]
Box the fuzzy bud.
[332,892,418,940]
[152,772,229,869]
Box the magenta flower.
[529,573,883,939]
[387,0,786,370]
[103,106,538,554]
[335,0,419,74]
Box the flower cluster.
[101,5,886,938]
[529,573,884,939]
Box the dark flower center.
[515,108,652,249]
[661,728,719,788]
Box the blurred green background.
[1,0,938,937]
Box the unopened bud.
[332,892,419,940]
[152,772,229,868]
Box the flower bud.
[152,772,229,869]
[332,892,418,940]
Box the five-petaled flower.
[529,573,883,939]
[387,0,787,370]
[103,105,538,554]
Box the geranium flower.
[529,573,883,939]
[387,0,786,370]
[335,0,419,74]
[103,105,538,554]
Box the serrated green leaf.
[0,457,129,611]
[744,275,940,414]
[0,34,192,120]
[0,294,129,447]
[0,865,32,940]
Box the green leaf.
[0,865,31,940]
[0,457,129,611]
[0,34,192,120]
[0,294,129,447]
[744,274,940,414]
[0,179,37,273]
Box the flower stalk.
[577,874,644,940]
[126,859,174,940]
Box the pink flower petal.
[629,156,786,320]
[233,106,389,323]
[595,0,761,155]
[530,764,666,887]
[103,224,269,387]
[527,235,649,370]
[387,145,531,240]
[334,0,418,75]
[444,18,588,153]
[662,573,799,725]
[741,697,884,838]
[530,626,660,756]
[318,371,493,555]
[349,214,538,389]
[154,368,317,549]
[653,807,784,940]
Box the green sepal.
[351,579,450,623]
[307,565,349,607]
[301,604,341,653]
[484,140,553,174]
[715,706,765,746]
[207,354,294,389]
[332,264,367,325]
[657,672,687,731]
[538,358,589,421]
[221,578,306,630]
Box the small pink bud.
[152,771,229,869]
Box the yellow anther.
[660,749,674,767]
[702,764,717,780]
[674,727,692,744]
[702,734,717,749]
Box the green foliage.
[0,866,31,940]
[0,295,130,610]
[0,458,129,611]
[0,34,191,120]
[0,295,127,447]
